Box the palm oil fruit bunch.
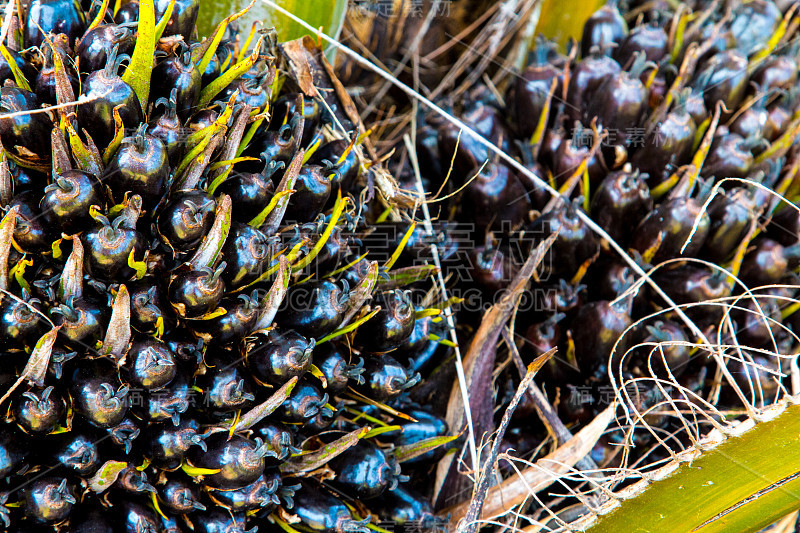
[401,0,800,476]
[0,0,454,531]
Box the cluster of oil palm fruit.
[0,0,458,531]
[393,0,800,472]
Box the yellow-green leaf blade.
[585,403,800,533]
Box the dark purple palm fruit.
[725,353,782,408]
[765,87,800,141]
[168,262,227,318]
[614,22,668,66]
[52,428,102,477]
[239,120,297,174]
[219,222,276,290]
[652,264,732,325]
[731,294,784,348]
[0,47,37,88]
[35,35,79,105]
[149,89,184,167]
[129,277,172,334]
[9,160,49,193]
[75,23,135,76]
[189,432,271,489]
[751,45,799,93]
[25,0,86,49]
[216,164,278,224]
[77,45,144,152]
[102,123,170,209]
[631,196,710,264]
[190,510,254,533]
[515,145,551,211]
[313,343,365,395]
[580,0,628,58]
[508,38,563,140]
[115,0,139,23]
[168,335,205,374]
[701,132,762,180]
[393,307,446,374]
[82,195,146,281]
[50,295,108,347]
[291,480,371,533]
[222,69,271,111]
[630,89,697,184]
[571,296,632,378]
[47,345,78,379]
[269,92,321,147]
[245,329,315,386]
[280,378,331,423]
[702,187,757,263]
[729,89,773,140]
[283,162,334,223]
[312,222,359,274]
[14,385,65,435]
[197,355,256,419]
[309,139,362,195]
[156,0,200,37]
[463,240,515,295]
[125,336,177,391]
[682,87,708,130]
[157,189,216,254]
[143,418,207,470]
[566,47,621,122]
[24,477,76,524]
[188,291,260,345]
[525,312,571,381]
[729,0,782,57]
[353,289,416,354]
[627,320,690,379]
[527,201,600,281]
[114,464,157,495]
[329,442,402,499]
[69,358,129,428]
[116,501,160,533]
[151,46,202,122]
[157,476,206,515]
[538,120,566,170]
[438,98,511,177]
[370,485,440,529]
[355,355,421,402]
[692,49,750,114]
[277,280,349,339]
[766,205,800,246]
[585,52,653,148]
[590,166,652,245]
[524,278,586,323]
[739,237,800,286]
[0,290,44,349]
[40,169,105,234]
[391,405,449,464]
[590,256,638,301]
[10,191,53,253]
[460,161,531,234]
[187,105,221,136]
[207,470,282,513]
[0,87,53,172]
[552,121,606,187]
